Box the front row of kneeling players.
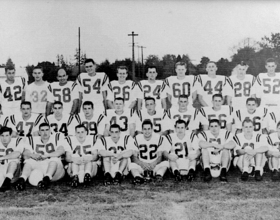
[0,118,280,191]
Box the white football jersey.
[45,114,76,136]
[198,129,233,146]
[164,75,199,107]
[65,135,97,156]
[196,75,232,106]
[50,81,79,114]
[4,113,45,137]
[199,106,234,129]
[0,137,25,165]
[165,132,199,158]
[0,77,26,115]
[25,81,54,114]
[134,133,168,163]
[267,133,280,152]
[268,111,280,131]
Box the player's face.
[142,124,153,139]
[206,63,217,74]
[57,70,68,84]
[212,97,223,109]
[178,97,188,109]
[83,105,93,117]
[0,131,11,145]
[243,122,254,135]
[146,68,157,80]
[85,62,96,74]
[39,126,51,139]
[5,69,15,81]
[246,101,257,113]
[21,104,32,117]
[209,122,220,135]
[145,100,156,113]
[110,128,120,142]
[75,127,87,142]
[175,123,186,136]
[117,69,128,82]
[265,62,277,74]
[53,104,63,117]
[114,100,124,111]
[32,69,43,82]
[237,65,247,78]
[175,65,187,78]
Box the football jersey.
[198,129,233,147]
[45,114,76,136]
[267,133,280,152]
[199,106,234,129]
[25,81,54,114]
[134,133,168,163]
[137,80,167,108]
[4,113,45,137]
[164,75,199,107]
[235,107,269,132]
[0,77,26,115]
[0,137,25,165]
[165,132,199,158]
[76,72,109,110]
[268,111,280,131]
[196,75,232,106]
[50,81,79,114]
[107,80,140,106]
[73,112,105,136]
[233,133,268,155]
[65,135,97,156]
[165,106,200,131]
[229,74,258,109]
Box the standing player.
[25,66,54,115]
[129,120,169,183]
[50,68,79,115]
[0,66,26,117]
[107,66,139,109]
[198,119,235,182]
[164,62,200,108]
[197,61,232,107]
[137,66,167,110]
[199,94,234,131]
[233,119,269,181]
[76,58,109,112]
[96,124,135,185]
[164,120,200,181]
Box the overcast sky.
[0,0,279,68]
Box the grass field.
[0,166,279,220]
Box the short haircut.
[242,118,254,127]
[114,97,125,103]
[110,124,121,131]
[57,68,68,75]
[33,66,43,72]
[144,97,156,103]
[206,61,217,67]
[21,101,32,108]
[239,61,248,66]
[246,97,257,104]
[117,66,128,72]
[83,101,94,109]
[212,93,223,101]
[53,101,63,107]
[175,119,187,128]
[209,119,220,127]
[175,61,187,69]
[75,124,88,134]
[0,126,13,135]
[5,66,15,73]
[266,58,277,64]
[178,94,189,100]
[39,123,50,130]
[142,119,153,129]
[147,65,157,72]
[84,58,95,65]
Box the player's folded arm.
[0,150,21,161]
[255,145,269,154]
[22,148,37,160]
[223,140,236,150]
[188,149,201,161]
[99,149,115,158]
[199,140,216,149]
[42,145,65,158]
[117,149,134,160]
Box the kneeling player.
[129,119,169,184]
[0,127,24,191]
[96,124,135,185]
[233,119,268,181]
[164,120,200,181]
[14,123,68,190]
[198,119,235,182]
[65,124,99,187]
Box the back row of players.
[0,58,280,190]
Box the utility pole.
[78,27,81,74]
[140,46,146,77]
[128,31,138,80]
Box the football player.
[129,119,169,184]
[164,62,200,108]
[50,68,79,115]
[198,119,235,182]
[76,58,109,112]
[96,124,135,185]
[233,119,269,181]
[107,66,139,109]
[0,127,25,191]
[235,98,269,134]
[14,123,69,190]
[163,120,200,181]
[65,124,99,187]
[25,66,54,115]
[0,66,26,117]
[3,101,45,137]
[199,94,233,131]
[137,66,167,110]
[197,61,232,107]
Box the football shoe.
[14,177,26,191]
